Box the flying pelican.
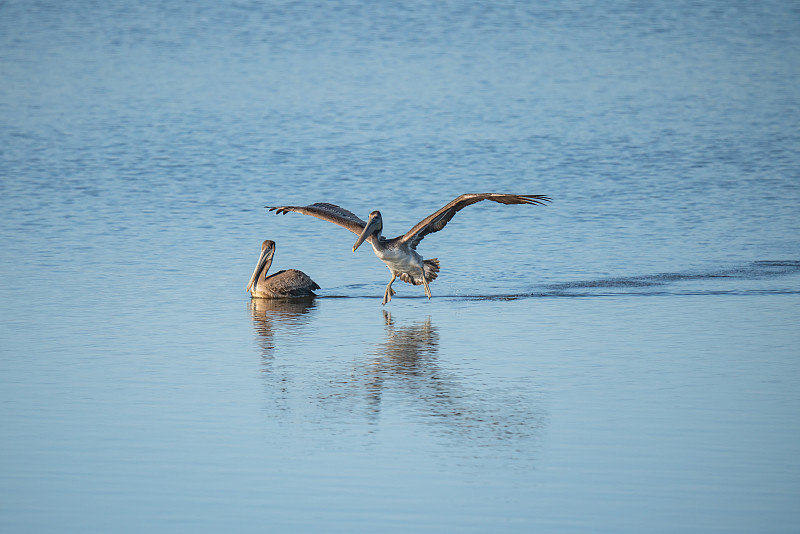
[246,240,320,299]
[267,193,550,304]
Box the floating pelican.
[246,240,320,298]
[268,193,550,304]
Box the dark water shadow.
[537,260,800,298]
[310,260,800,301]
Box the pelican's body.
[357,226,441,303]
[247,240,320,299]
[268,193,550,304]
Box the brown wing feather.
[401,193,550,249]
[267,202,367,236]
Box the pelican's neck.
[370,230,386,248]
[248,247,275,293]
[257,262,270,282]
[371,235,396,259]
[250,261,268,293]
[365,222,384,245]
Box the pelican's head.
[352,211,382,252]
[246,240,276,293]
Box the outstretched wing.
[400,193,550,249]
[267,202,367,236]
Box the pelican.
[267,193,550,304]
[246,240,320,298]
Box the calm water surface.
[1,1,799,532]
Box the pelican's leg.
[383,273,397,305]
[420,265,432,300]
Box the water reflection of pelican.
[362,312,440,412]
[247,240,319,299]
[268,194,550,304]
[376,311,439,372]
[363,312,543,449]
[248,306,543,455]
[248,297,317,361]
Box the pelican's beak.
[352,214,380,252]
[246,245,274,292]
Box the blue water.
[1,1,799,532]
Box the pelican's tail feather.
[424,258,440,282]
[399,258,440,286]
